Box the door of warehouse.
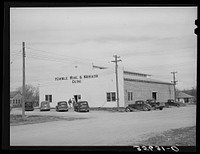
[74,95,81,102]
[152,92,157,100]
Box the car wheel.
[125,108,131,112]
[143,107,148,111]
[159,107,163,110]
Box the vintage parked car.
[40,101,51,111]
[56,101,68,112]
[165,99,181,107]
[146,99,164,110]
[125,100,152,112]
[25,101,34,111]
[74,101,89,112]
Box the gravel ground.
[10,105,196,146]
[135,126,196,146]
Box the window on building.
[45,95,52,102]
[112,92,116,101]
[107,93,111,102]
[128,92,133,101]
[106,92,116,102]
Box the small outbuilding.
[10,91,22,107]
[176,91,194,103]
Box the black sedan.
[165,99,180,107]
[74,101,89,112]
[125,100,152,112]
[25,101,34,111]
[146,99,164,110]
[56,101,68,112]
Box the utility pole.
[171,72,178,102]
[112,55,122,110]
[22,42,26,118]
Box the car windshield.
[136,101,143,104]
[58,102,67,105]
[79,102,88,106]
[42,102,49,106]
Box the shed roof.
[124,77,173,85]
[176,91,194,98]
[124,70,151,77]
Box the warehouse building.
[39,64,174,107]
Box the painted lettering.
[72,80,81,83]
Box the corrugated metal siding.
[124,79,174,106]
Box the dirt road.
[10,105,196,146]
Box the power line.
[10,50,22,64]
[26,46,111,66]
[26,46,99,63]
[26,49,95,66]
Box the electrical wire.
[10,50,22,64]
[26,46,110,66]
[26,46,101,63]
[26,52,94,66]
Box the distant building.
[39,64,175,108]
[176,91,194,103]
[10,91,22,107]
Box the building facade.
[10,91,22,107]
[176,91,194,103]
[39,65,174,108]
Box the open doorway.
[74,95,81,102]
[152,92,157,100]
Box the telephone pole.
[112,55,122,110]
[171,72,178,102]
[22,42,26,118]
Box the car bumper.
[40,108,50,111]
[57,108,68,111]
[25,109,34,111]
[79,108,89,111]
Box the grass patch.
[137,126,196,146]
[10,114,87,126]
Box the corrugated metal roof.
[124,78,173,85]
[124,70,151,77]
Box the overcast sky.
[10,7,197,91]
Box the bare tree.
[16,84,39,101]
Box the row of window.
[10,99,21,105]
[45,95,52,102]
[45,92,134,103]
[107,92,134,102]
